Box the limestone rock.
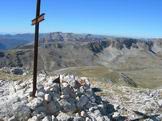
[28,116,38,121]
[10,68,24,75]
[103,116,110,121]
[56,112,73,121]
[8,116,17,121]
[73,117,84,121]
[80,111,86,117]
[85,117,91,121]
[96,116,104,121]
[46,100,60,114]
[77,95,89,108]
[59,98,76,113]
[44,94,51,102]
[13,104,31,121]
[52,115,58,121]
[158,99,162,107]
[27,97,43,110]
[61,85,75,98]
[36,91,45,98]
[112,112,120,118]
[42,116,52,121]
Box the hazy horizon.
[0,31,162,40]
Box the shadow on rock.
[94,92,128,121]
[92,87,102,93]
[131,111,160,121]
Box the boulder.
[27,97,43,110]
[61,84,75,98]
[50,83,60,93]
[112,112,120,118]
[56,112,73,121]
[80,111,86,117]
[79,86,85,94]
[158,99,162,107]
[10,68,24,75]
[96,116,104,121]
[42,116,52,121]
[36,91,45,98]
[103,116,110,121]
[0,52,5,58]
[34,106,47,114]
[44,94,51,102]
[73,117,84,121]
[48,76,56,85]
[59,98,76,114]
[85,89,93,97]
[79,77,89,86]
[13,103,31,121]
[8,116,16,121]
[93,109,101,117]
[77,95,89,108]
[85,117,91,121]
[36,113,46,120]
[46,100,60,114]
[37,85,45,92]
[113,104,120,111]
[157,114,162,120]
[52,115,58,121]
[28,116,38,121]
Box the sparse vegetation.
[0,33,162,89]
[0,70,31,81]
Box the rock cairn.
[0,75,111,121]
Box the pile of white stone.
[0,75,111,121]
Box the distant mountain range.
[0,34,35,50]
[0,32,113,49]
[1,32,158,51]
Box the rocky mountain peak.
[0,74,162,121]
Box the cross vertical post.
[32,0,45,97]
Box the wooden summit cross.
[32,0,45,97]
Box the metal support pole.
[32,0,41,97]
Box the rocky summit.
[0,74,162,121]
[0,74,111,121]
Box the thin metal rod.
[32,0,41,97]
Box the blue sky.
[0,0,162,38]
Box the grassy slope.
[51,66,138,87]
[97,49,162,89]
[0,70,31,81]
[1,42,162,89]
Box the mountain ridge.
[0,32,162,50]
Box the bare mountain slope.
[0,32,162,88]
